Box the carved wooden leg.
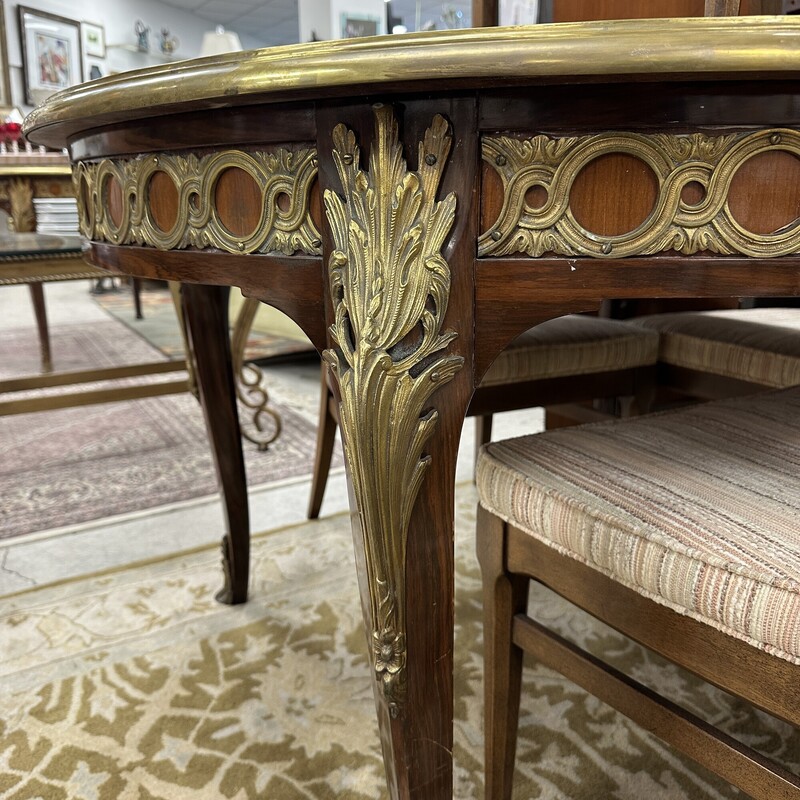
[476,506,529,800]
[181,283,249,605]
[307,363,337,519]
[317,101,478,798]
[28,283,52,372]
[344,423,465,798]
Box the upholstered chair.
[476,386,800,799]
[629,307,800,400]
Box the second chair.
[308,313,659,518]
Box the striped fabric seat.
[629,307,800,387]
[480,315,659,387]
[476,387,800,663]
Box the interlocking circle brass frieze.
[73,148,321,256]
[480,129,800,259]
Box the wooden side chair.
[476,386,800,799]
[629,307,800,400]
[307,314,659,518]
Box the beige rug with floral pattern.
[1,488,797,799]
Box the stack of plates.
[33,197,80,235]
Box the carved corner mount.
[322,105,463,716]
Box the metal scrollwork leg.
[230,296,282,451]
[168,280,197,397]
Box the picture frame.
[0,1,12,109]
[18,6,83,106]
[340,13,381,39]
[81,21,106,59]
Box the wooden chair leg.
[28,283,52,372]
[132,277,143,319]
[474,413,493,473]
[631,363,657,415]
[476,505,529,800]
[307,363,338,519]
[617,395,636,417]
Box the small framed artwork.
[18,6,83,106]
[340,14,381,39]
[81,21,106,59]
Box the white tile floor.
[0,280,543,594]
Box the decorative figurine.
[160,28,179,55]
[134,20,150,52]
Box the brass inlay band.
[480,129,800,259]
[323,105,463,716]
[0,272,100,285]
[74,148,321,256]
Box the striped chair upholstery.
[629,307,800,390]
[481,314,659,386]
[476,386,800,798]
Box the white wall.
[4,0,266,112]
[298,0,332,41]
[299,0,386,44]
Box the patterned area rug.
[0,321,336,540]
[1,490,797,799]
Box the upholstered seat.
[629,307,800,392]
[481,314,659,385]
[477,386,800,661]
[477,386,800,799]
[308,315,658,518]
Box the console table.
[0,157,73,234]
[0,232,190,414]
[24,18,800,798]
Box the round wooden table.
[25,19,800,798]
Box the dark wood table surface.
[24,18,800,798]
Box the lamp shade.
[200,26,243,56]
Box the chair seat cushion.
[480,315,658,387]
[629,307,800,387]
[476,387,800,663]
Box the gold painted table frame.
[25,18,800,798]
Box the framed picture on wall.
[340,14,381,38]
[18,6,83,106]
[81,21,106,58]
[0,1,12,109]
